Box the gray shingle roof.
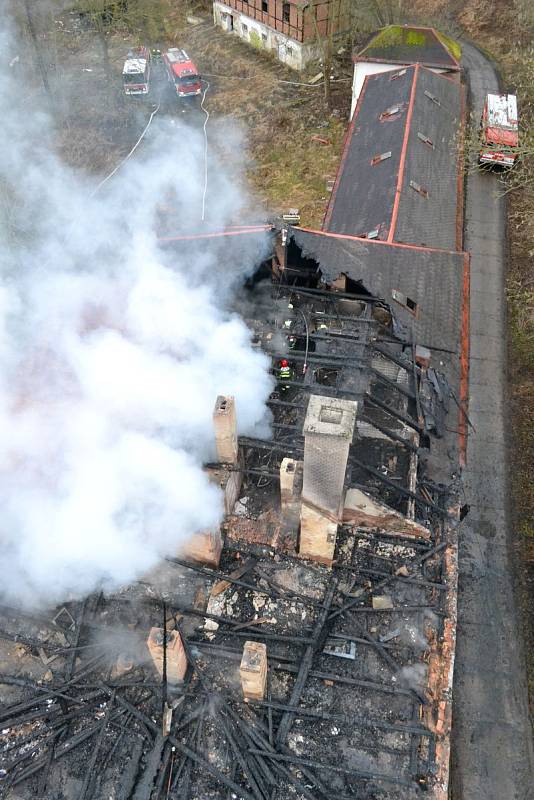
[323,65,463,251]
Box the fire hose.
[91,101,161,196]
[200,79,210,222]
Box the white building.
[213,0,349,71]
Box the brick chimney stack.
[213,395,239,464]
[146,627,187,685]
[240,641,267,701]
[299,395,357,564]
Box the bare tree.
[304,0,349,109]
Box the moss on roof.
[435,30,462,61]
[359,25,461,67]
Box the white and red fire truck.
[122,46,151,95]
[163,48,202,98]
[479,93,519,168]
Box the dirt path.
[451,41,534,800]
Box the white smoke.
[0,15,273,607]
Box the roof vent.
[392,289,418,316]
[379,104,402,120]
[409,180,429,198]
[424,89,441,106]
[390,69,407,80]
[417,132,434,148]
[371,151,392,166]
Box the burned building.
[0,61,468,800]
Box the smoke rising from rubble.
[398,663,428,692]
[0,18,273,608]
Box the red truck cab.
[122,46,151,95]
[479,93,519,168]
[163,48,202,97]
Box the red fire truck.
[122,46,151,95]
[479,93,519,168]
[163,48,202,98]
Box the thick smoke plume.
[0,19,272,607]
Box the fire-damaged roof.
[324,64,464,250]
[287,227,467,356]
[0,274,464,798]
[355,25,461,71]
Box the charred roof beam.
[275,284,378,303]
[369,365,417,401]
[357,412,418,452]
[364,392,423,434]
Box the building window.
[286,45,293,56]
[242,23,248,34]
[262,0,268,11]
[283,2,290,22]
[261,33,268,44]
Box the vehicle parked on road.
[479,93,519,168]
[122,46,151,95]
[162,48,202,98]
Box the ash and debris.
[0,511,455,799]
[0,278,460,799]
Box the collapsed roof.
[286,227,468,356]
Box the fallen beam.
[250,699,433,737]
[246,750,413,787]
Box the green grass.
[250,118,346,228]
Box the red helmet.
[280,359,289,367]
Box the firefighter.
[277,359,293,392]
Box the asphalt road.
[451,42,534,800]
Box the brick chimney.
[239,641,267,701]
[213,395,238,464]
[300,395,357,564]
[146,627,187,685]
[280,457,303,512]
[181,528,222,568]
